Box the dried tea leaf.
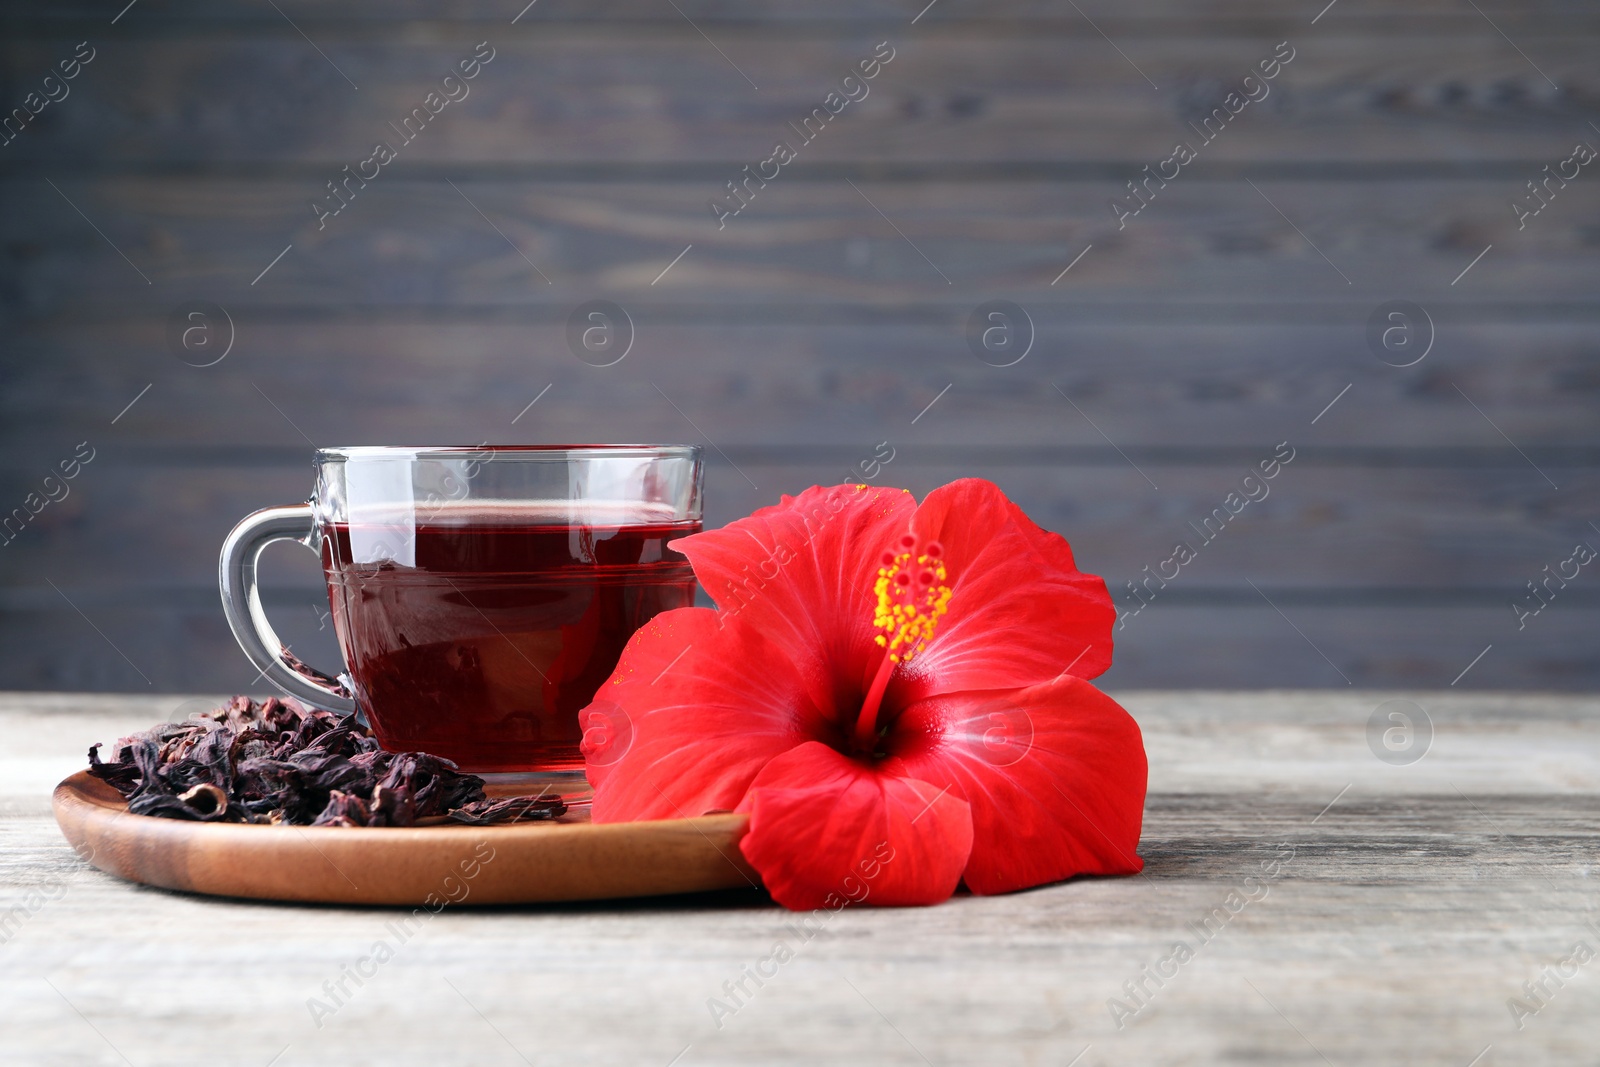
[83,696,558,828]
[447,794,567,825]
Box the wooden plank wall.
[0,0,1596,693]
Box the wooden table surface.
[2,690,1597,1067]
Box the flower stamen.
[853,534,952,754]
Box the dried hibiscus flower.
[87,695,565,827]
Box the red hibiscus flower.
[580,479,1147,909]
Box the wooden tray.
[53,771,758,906]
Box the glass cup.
[219,445,703,792]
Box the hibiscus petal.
[672,484,916,706]
[583,609,838,822]
[736,742,973,909]
[901,478,1116,698]
[883,674,1146,896]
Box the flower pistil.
[853,534,951,754]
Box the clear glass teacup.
[219,445,703,788]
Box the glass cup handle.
[218,504,357,713]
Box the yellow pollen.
[872,550,952,664]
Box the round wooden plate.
[53,771,758,906]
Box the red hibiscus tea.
[322,504,698,773]
[218,445,704,786]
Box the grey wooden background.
[1,0,1596,693]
